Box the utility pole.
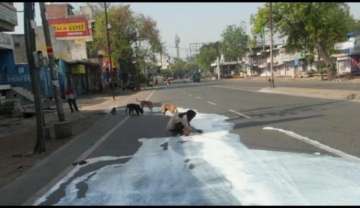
[269,2,275,88]
[216,42,221,80]
[104,3,113,82]
[175,34,180,59]
[39,2,65,122]
[189,44,192,58]
[24,2,46,154]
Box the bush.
[0,101,15,116]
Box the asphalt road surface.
[2,80,360,205]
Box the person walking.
[65,87,79,113]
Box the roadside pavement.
[258,87,360,102]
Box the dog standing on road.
[136,98,154,112]
[110,107,117,115]
[161,103,178,114]
[125,103,143,116]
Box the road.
[1,80,360,205]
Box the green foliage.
[160,69,173,78]
[221,25,249,61]
[169,58,198,79]
[349,19,360,33]
[195,42,220,73]
[251,3,356,70]
[90,4,162,76]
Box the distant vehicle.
[192,72,201,82]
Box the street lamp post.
[269,2,275,88]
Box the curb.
[258,87,360,102]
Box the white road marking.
[228,109,251,119]
[207,101,217,106]
[145,90,155,101]
[77,117,130,162]
[263,126,360,163]
[196,96,202,99]
[27,116,130,205]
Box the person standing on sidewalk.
[65,87,79,113]
[109,81,117,101]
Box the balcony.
[0,3,17,32]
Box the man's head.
[186,110,196,122]
[179,110,197,122]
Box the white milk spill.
[35,108,360,205]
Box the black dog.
[110,107,117,115]
[125,103,143,116]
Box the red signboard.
[48,16,90,38]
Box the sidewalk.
[231,76,360,83]
[258,87,360,102]
[0,89,153,200]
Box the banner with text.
[48,17,91,40]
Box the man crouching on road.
[167,110,203,136]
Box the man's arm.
[180,115,190,128]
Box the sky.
[11,2,360,59]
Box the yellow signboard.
[52,22,86,33]
[48,17,90,38]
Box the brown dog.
[137,98,153,111]
[161,103,178,114]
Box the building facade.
[0,3,17,32]
[332,33,360,76]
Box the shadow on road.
[233,114,323,130]
[241,100,343,119]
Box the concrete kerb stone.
[258,87,360,102]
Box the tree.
[89,4,163,83]
[249,14,265,49]
[252,3,356,75]
[349,19,360,33]
[196,42,220,73]
[221,24,249,62]
[170,58,188,79]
